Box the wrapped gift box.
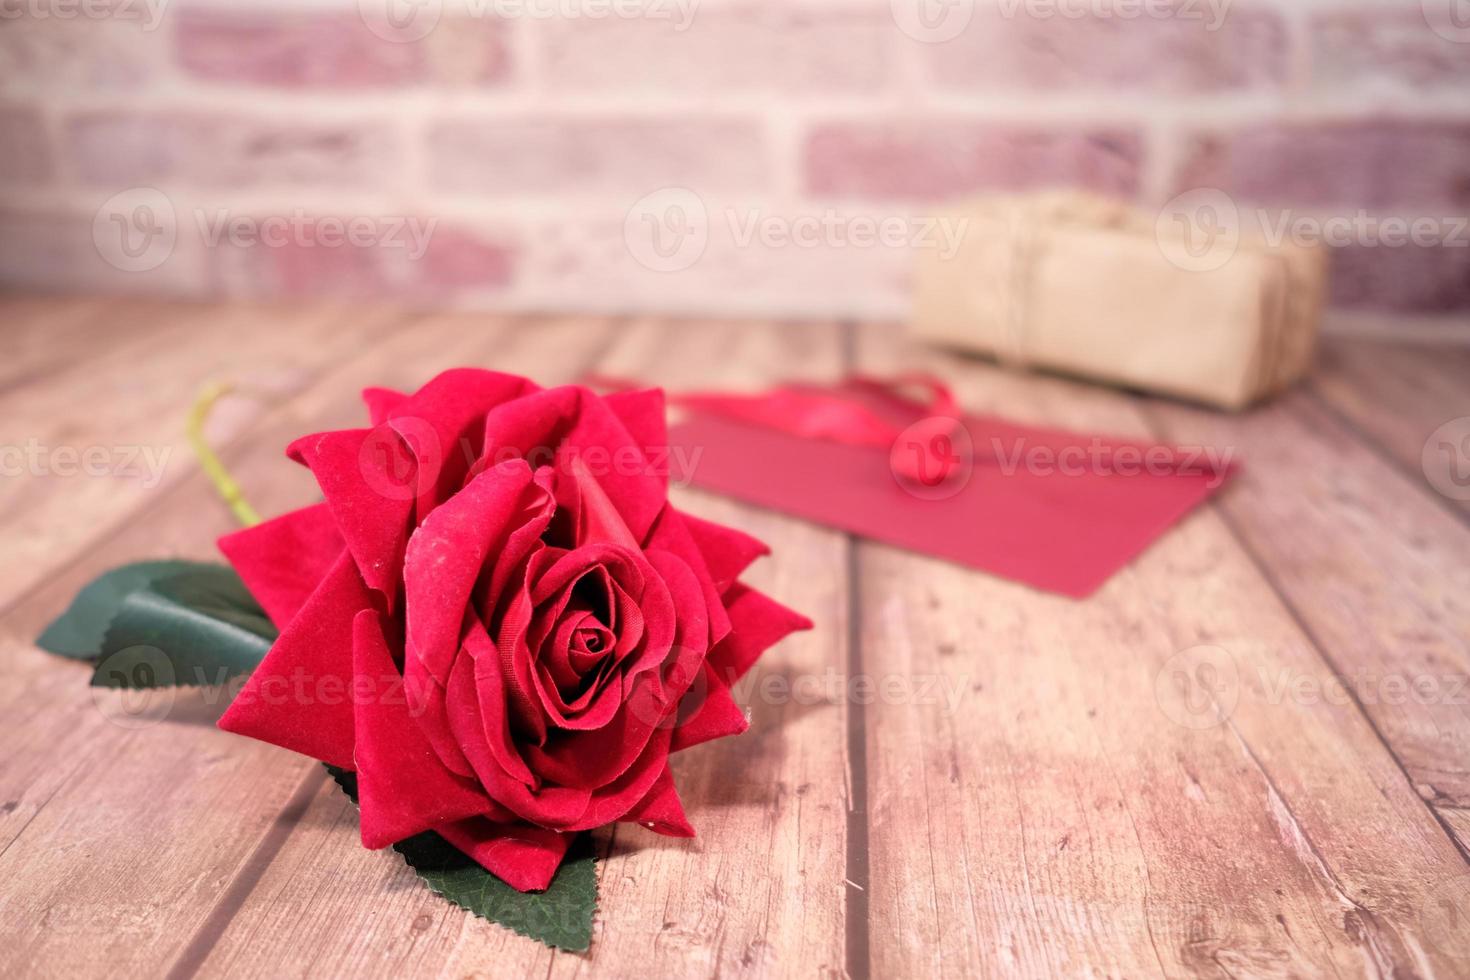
[911,192,1330,411]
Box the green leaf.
[36,560,220,659]
[325,766,597,952]
[90,567,278,689]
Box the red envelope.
[665,378,1234,598]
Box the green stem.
[187,382,262,528]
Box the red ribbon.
[582,372,968,487]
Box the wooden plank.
[1311,336,1470,517]
[1143,386,1470,835]
[0,296,116,391]
[522,319,847,978]
[0,298,410,610]
[0,310,602,978]
[184,317,850,979]
[854,328,1470,978]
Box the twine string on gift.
[187,381,263,528]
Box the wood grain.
[1311,337,1470,517]
[1143,383,1470,844]
[0,298,410,610]
[176,313,617,980]
[853,327,1470,978]
[3,297,1469,979]
[0,311,600,978]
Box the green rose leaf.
[91,566,278,689]
[37,560,277,686]
[41,563,598,952]
[326,766,598,953]
[36,560,224,659]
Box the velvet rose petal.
[379,368,533,516]
[362,386,409,426]
[217,551,373,770]
[403,459,549,687]
[619,764,695,838]
[218,501,344,628]
[522,554,693,791]
[670,663,750,753]
[643,505,732,647]
[350,610,498,850]
[706,583,814,683]
[480,387,665,541]
[450,622,535,787]
[602,387,666,460]
[434,817,573,893]
[563,725,675,832]
[288,427,415,605]
[677,510,770,594]
[453,621,597,828]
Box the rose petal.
[351,610,501,849]
[380,368,534,519]
[403,459,550,688]
[433,817,573,893]
[218,502,343,628]
[670,663,750,753]
[454,619,536,787]
[603,387,666,465]
[479,387,665,542]
[619,764,695,838]
[288,427,415,605]
[567,455,639,550]
[641,549,710,703]
[706,583,814,683]
[677,509,770,594]
[217,551,372,770]
[562,724,674,832]
[455,622,602,830]
[362,386,408,426]
[643,505,732,648]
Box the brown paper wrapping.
[911,192,1330,411]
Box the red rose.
[217,370,809,891]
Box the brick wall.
[2,0,1468,320]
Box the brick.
[208,216,516,301]
[925,2,1286,92]
[418,227,517,289]
[1312,8,1470,92]
[525,211,913,319]
[0,15,164,96]
[1177,121,1470,208]
[175,11,424,87]
[803,121,1142,201]
[428,118,769,197]
[173,11,510,88]
[0,104,52,183]
[0,208,205,296]
[537,7,891,95]
[64,112,403,190]
[1328,239,1470,313]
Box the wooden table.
[2,295,1469,979]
